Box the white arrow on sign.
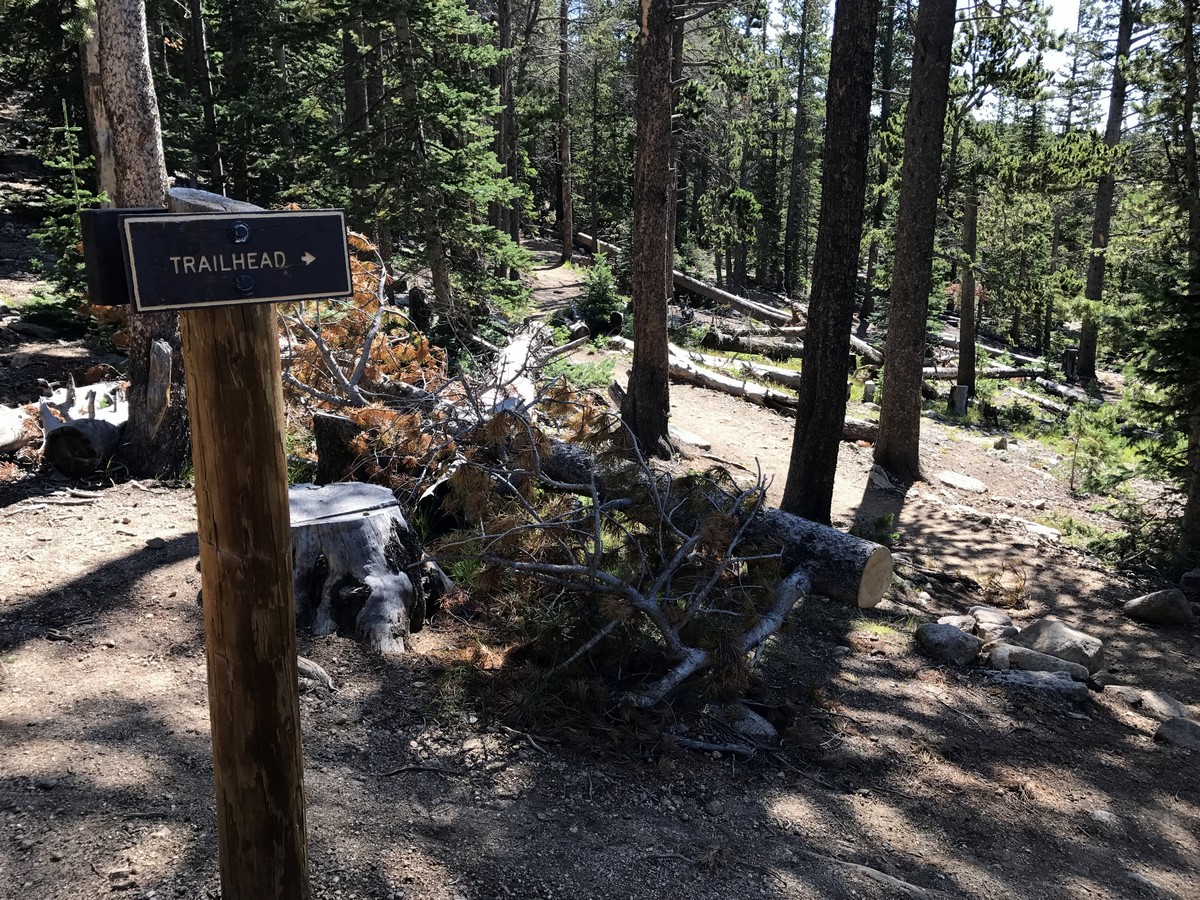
[301,252,316,265]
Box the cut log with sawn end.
[290,482,452,654]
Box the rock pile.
[913,601,1200,751]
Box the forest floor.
[1,209,1199,897]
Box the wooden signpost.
[86,187,353,899]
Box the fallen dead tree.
[922,365,1036,381]
[609,336,878,444]
[938,336,1044,368]
[38,380,127,477]
[575,232,797,326]
[1035,376,1102,407]
[700,328,804,360]
[289,275,891,707]
[0,404,38,454]
[1010,388,1070,416]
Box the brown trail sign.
[82,186,355,899]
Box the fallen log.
[938,336,1043,368]
[700,328,805,361]
[1010,387,1070,416]
[609,337,879,445]
[575,232,796,326]
[850,334,884,365]
[38,382,127,477]
[680,346,803,390]
[0,405,38,454]
[922,365,1036,381]
[1034,376,1102,407]
[540,442,892,608]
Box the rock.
[976,622,1019,643]
[145,537,167,550]
[1030,498,1048,510]
[915,623,982,666]
[1179,567,1200,597]
[988,643,1090,681]
[704,703,777,740]
[1154,717,1200,752]
[1010,618,1105,674]
[983,670,1091,701]
[937,615,976,631]
[1090,809,1122,833]
[968,605,1013,628]
[1122,589,1195,626]
[34,777,57,790]
[8,320,59,340]
[10,352,30,368]
[703,799,726,817]
[936,470,987,493]
[1142,691,1192,722]
[994,437,1008,450]
[1108,686,1193,722]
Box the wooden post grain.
[168,188,310,899]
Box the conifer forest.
[1,1,1199,898]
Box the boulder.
[976,623,1019,643]
[989,643,1090,681]
[1010,618,1105,674]
[1122,589,1195,626]
[1154,717,1200,752]
[915,623,982,666]
[937,615,976,631]
[1180,567,1200,597]
[983,670,1091,701]
[969,605,1013,628]
[1107,686,1193,723]
[937,470,987,493]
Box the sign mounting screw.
[229,221,251,244]
[235,274,255,294]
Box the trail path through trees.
[0,244,1196,900]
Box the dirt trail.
[0,245,1196,899]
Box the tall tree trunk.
[666,18,684,287]
[622,0,673,459]
[558,0,574,262]
[396,11,455,326]
[781,0,880,523]
[873,0,956,481]
[1176,0,1200,572]
[80,9,117,204]
[1079,0,1135,380]
[957,177,979,395]
[782,0,812,297]
[859,0,896,330]
[186,0,224,192]
[342,7,368,229]
[1044,208,1061,352]
[96,0,190,477]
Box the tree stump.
[289,482,427,654]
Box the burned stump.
[290,482,429,654]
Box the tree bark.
[622,0,674,459]
[80,10,117,204]
[186,0,224,192]
[873,0,956,481]
[97,0,190,477]
[558,0,574,263]
[956,175,979,395]
[1175,0,1200,572]
[1079,0,1134,381]
[781,0,879,524]
[859,0,896,329]
[291,483,426,655]
[783,0,814,298]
